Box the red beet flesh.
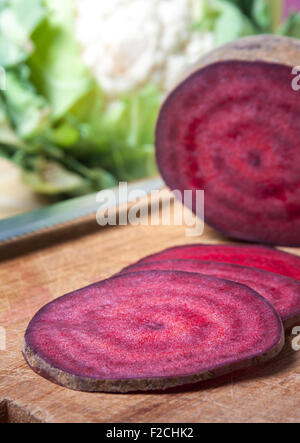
[121,260,300,327]
[23,271,283,392]
[156,61,300,246]
[137,244,300,281]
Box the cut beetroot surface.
[121,260,300,327]
[137,244,300,281]
[156,36,300,246]
[23,271,283,393]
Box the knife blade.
[0,177,165,243]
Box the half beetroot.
[136,244,300,281]
[156,35,300,246]
[23,271,284,393]
[121,260,300,328]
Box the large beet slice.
[23,271,284,393]
[121,260,300,328]
[137,244,300,281]
[156,35,300,246]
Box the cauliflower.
[75,0,214,97]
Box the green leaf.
[104,144,158,182]
[193,1,257,46]
[0,96,22,146]
[214,1,257,46]
[0,0,46,67]
[252,0,272,32]
[48,122,80,148]
[225,0,255,17]
[12,0,46,35]
[29,0,91,120]
[192,0,221,31]
[22,157,87,195]
[3,66,51,139]
[224,0,276,32]
[278,12,300,38]
[59,83,161,182]
[84,167,118,192]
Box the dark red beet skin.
[137,244,300,281]
[121,260,300,327]
[23,271,283,393]
[156,36,300,246]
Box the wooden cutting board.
[0,200,299,423]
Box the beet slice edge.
[23,271,284,393]
[121,259,300,328]
[135,244,300,281]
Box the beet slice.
[121,260,300,328]
[23,271,284,393]
[156,35,300,246]
[137,244,300,281]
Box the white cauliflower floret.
[75,0,214,97]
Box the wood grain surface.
[0,199,299,423]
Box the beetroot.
[23,271,283,393]
[137,244,300,281]
[156,36,300,246]
[121,260,300,327]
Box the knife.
[0,177,165,243]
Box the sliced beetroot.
[156,35,300,246]
[137,244,300,281]
[23,271,284,393]
[121,260,300,328]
